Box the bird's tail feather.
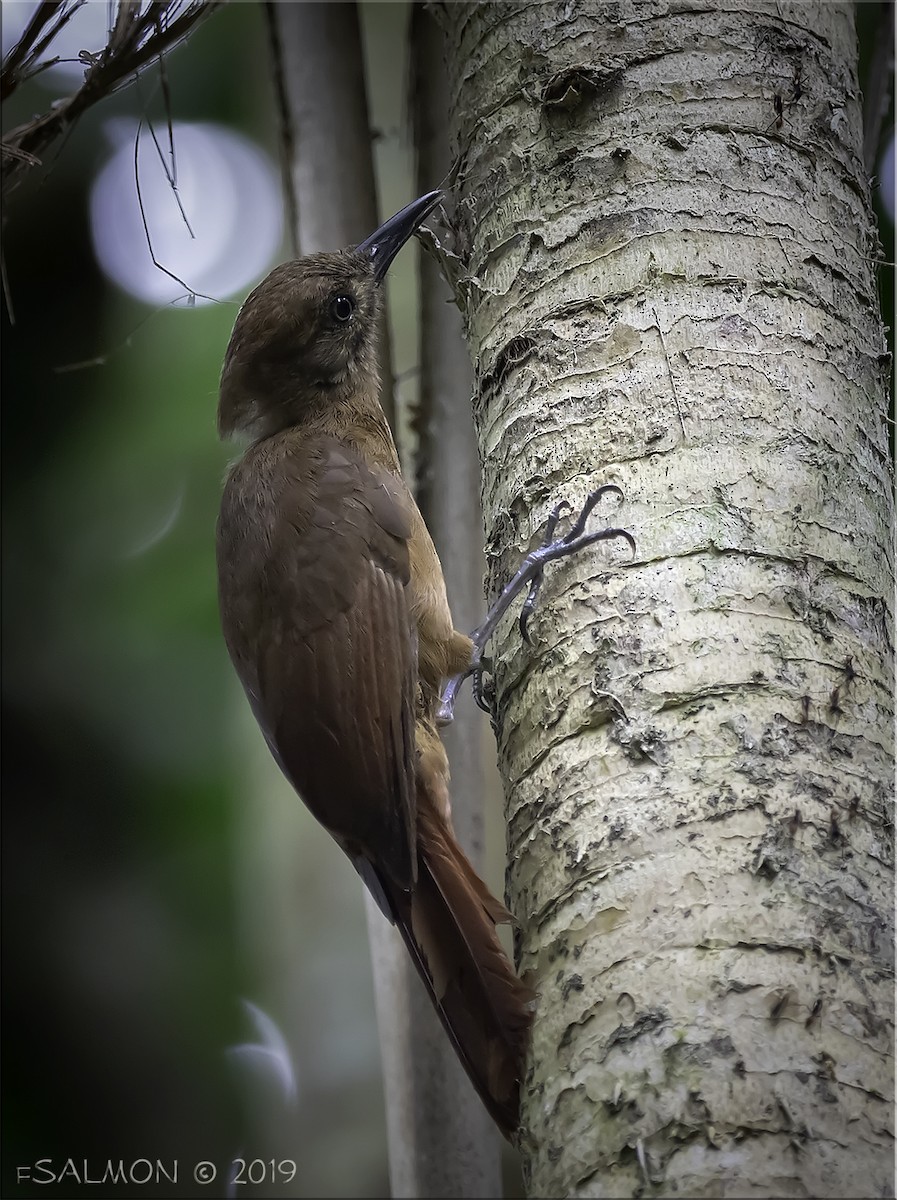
[382,791,534,1138]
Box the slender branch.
[1,0,67,98]
[2,0,223,201]
[262,1,299,260]
[270,0,395,423]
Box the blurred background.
[2,3,436,1195]
[1,3,892,1198]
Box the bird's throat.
[316,396,401,473]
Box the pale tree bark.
[437,2,894,1195]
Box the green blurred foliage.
[2,4,391,1196]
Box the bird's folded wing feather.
[217,437,419,890]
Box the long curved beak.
[357,189,443,282]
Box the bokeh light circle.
[90,121,284,306]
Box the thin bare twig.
[132,118,216,303]
[157,50,177,187]
[1,250,15,325]
[2,1,223,202]
[52,293,227,371]
[1,1,67,97]
[262,1,299,259]
[135,75,195,238]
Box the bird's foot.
[437,485,635,724]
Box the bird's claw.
[518,484,632,643]
[472,669,492,714]
[519,581,540,644]
[438,484,634,724]
[562,483,625,544]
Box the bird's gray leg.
[437,485,635,724]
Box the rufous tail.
[379,789,535,1138]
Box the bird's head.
[218,190,443,441]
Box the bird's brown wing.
[217,435,418,890]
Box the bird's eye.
[329,294,355,323]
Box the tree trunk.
[265,6,502,1193]
[387,4,503,1194]
[438,2,894,1195]
[268,0,395,424]
[234,8,398,1191]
